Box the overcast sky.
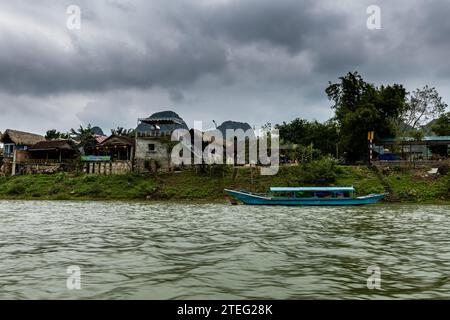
[0,0,449,135]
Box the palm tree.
[111,127,135,137]
[70,124,97,153]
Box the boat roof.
[270,187,355,192]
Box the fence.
[82,160,133,175]
[372,160,450,168]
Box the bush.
[54,173,67,183]
[144,159,161,173]
[299,157,339,185]
[6,182,26,195]
[47,185,61,195]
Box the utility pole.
[368,131,374,164]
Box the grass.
[0,165,448,202]
[384,169,449,202]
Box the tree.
[70,124,97,152]
[111,127,135,137]
[45,129,69,140]
[326,71,406,163]
[431,112,450,136]
[398,85,447,135]
[276,118,339,158]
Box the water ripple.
[0,201,450,299]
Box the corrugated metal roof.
[381,136,450,142]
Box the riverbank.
[0,165,449,202]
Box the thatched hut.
[0,129,45,175]
[0,129,45,158]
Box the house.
[25,139,79,174]
[377,136,450,161]
[79,135,135,175]
[99,135,135,161]
[0,132,3,163]
[0,129,45,175]
[135,111,189,171]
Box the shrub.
[6,182,26,195]
[136,181,157,197]
[299,157,339,185]
[54,173,67,183]
[47,185,61,195]
[144,159,161,173]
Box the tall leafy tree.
[431,112,450,136]
[276,118,339,157]
[399,86,447,135]
[70,124,97,153]
[326,71,406,162]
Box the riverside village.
[1,73,450,203]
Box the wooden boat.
[224,187,386,206]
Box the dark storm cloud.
[0,17,228,95]
[0,0,351,96]
[173,0,348,54]
[0,0,449,133]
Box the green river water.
[0,201,449,299]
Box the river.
[0,201,449,299]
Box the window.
[4,144,14,157]
[148,144,155,152]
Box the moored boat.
[224,187,386,206]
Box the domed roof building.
[135,110,189,172]
[136,111,188,136]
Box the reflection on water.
[0,200,450,299]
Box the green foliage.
[6,181,26,195]
[409,129,425,141]
[144,159,162,174]
[0,167,448,203]
[401,85,448,133]
[299,157,340,185]
[276,118,339,157]
[431,112,450,136]
[111,127,135,137]
[45,129,70,140]
[70,124,97,153]
[385,171,449,201]
[326,71,407,163]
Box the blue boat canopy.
[270,187,355,192]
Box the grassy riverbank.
[0,165,449,202]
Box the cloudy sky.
[0,0,449,135]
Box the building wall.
[0,159,12,176]
[135,138,171,171]
[22,163,61,174]
[15,150,30,163]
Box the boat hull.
[224,189,386,206]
